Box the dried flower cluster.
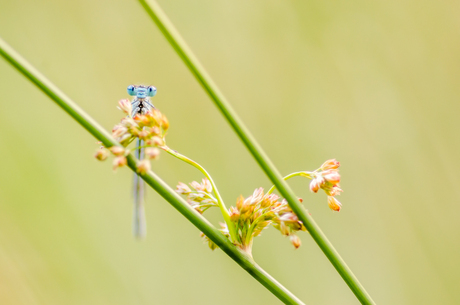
[176,179,217,213]
[94,99,169,173]
[176,159,344,255]
[177,183,306,254]
[308,159,343,211]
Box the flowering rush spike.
[308,159,344,211]
[177,184,307,255]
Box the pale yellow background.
[1,0,459,304]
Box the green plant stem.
[0,36,305,305]
[161,145,239,243]
[138,1,375,304]
[267,172,312,195]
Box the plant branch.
[267,172,312,195]
[161,145,239,243]
[138,1,375,304]
[0,36,304,305]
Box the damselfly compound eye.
[147,86,157,97]
[127,85,136,96]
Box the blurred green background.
[1,0,459,304]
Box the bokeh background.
[1,0,459,304]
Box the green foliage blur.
[1,0,459,304]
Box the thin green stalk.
[0,36,305,305]
[267,172,311,195]
[161,145,239,243]
[138,1,375,304]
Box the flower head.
[176,182,192,194]
[112,156,127,171]
[94,148,109,161]
[109,146,125,156]
[321,159,340,171]
[118,99,132,115]
[96,98,170,174]
[327,196,342,212]
[308,159,344,211]
[137,159,151,174]
[175,178,217,214]
[290,235,301,249]
[177,184,307,254]
[229,206,240,222]
[145,147,160,160]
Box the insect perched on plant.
[97,85,341,253]
[127,84,157,238]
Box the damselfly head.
[127,85,157,99]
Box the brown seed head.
[265,194,280,207]
[149,110,162,124]
[112,126,128,138]
[251,209,263,222]
[139,115,151,126]
[279,213,298,223]
[138,130,149,140]
[236,195,245,211]
[190,181,203,191]
[327,196,342,212]
[145,147,160,160]
[137,159,151,174]
[161,114,169,130]
[176,182,191,194]
[118,134,133,146]
[329,185,343,196]
[109,146,125,156]
[112,156,127,170]
[229,206,240,222]
[121,117,137,129]
[250,187,264,204]
[290,235,301,249]
[149,136,164,146]
[322,170,341,184]
[309,179,320,193]
[202,178,212,193]
[94,148,109,161]
[321,159,340,171]
[280,221,290,236]
[118,99,132,115]
[150,126,161,136]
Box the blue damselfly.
[127,84,157,238]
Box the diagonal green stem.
[0,36,305,305]
[161,145,239,243]
[138,1,375,304]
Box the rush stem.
[161,145,239,243]
[267,172,312,195]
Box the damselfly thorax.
[132,98,155,115]
[128,85,156,117]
